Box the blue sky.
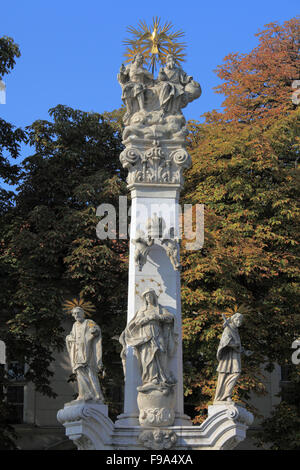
[0,0,299,170]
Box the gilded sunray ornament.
[123,16,186,73]
[222,304,251,320]
[62,294,96,317]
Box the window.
[6,361,26,424]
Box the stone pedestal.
[57,402,253,450]
[57,402,113,450]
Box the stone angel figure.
[132,230,154,271]
[161,227,182,271]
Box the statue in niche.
[66,306,104,403]
[118,53,154,122]
[161,227,182,271]
[214,313,252,403]
[157,54,201,115]
[132,231,154,271]
[119,289,178,389]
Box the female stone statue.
[119,289,178,389]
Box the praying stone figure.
[214,313,251,403]
[66,306,104,403]
[118,53,154,122]
[120,289,178,389]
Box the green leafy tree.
[1,105,128,436]
[0,36,25,212]
[0,36,21,79]
[0,35,26,450]
[181,18,300,447]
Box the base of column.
[57,402,253,450]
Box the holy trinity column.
[115,52,201,431]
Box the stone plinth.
[57,402,253,450]
[57,402,113,450]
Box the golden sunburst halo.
[223,304,252,319]
[123,16,186,73]
[62,294,96,317]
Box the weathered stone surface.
[118,53,201,188]
[57,402,113,450]
[66,307,104,404]
[214,313,253,404]
[58,49,253,452]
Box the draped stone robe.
[214,323,242,402]
[66,319,104,401]
[120,304,178,387]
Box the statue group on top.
[118,53,201,141]
[118,53,200,187]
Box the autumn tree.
[181,18,300,449]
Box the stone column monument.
[57,51,253,451]
[115,52,199,433]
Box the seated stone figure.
[157,54,201,115]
